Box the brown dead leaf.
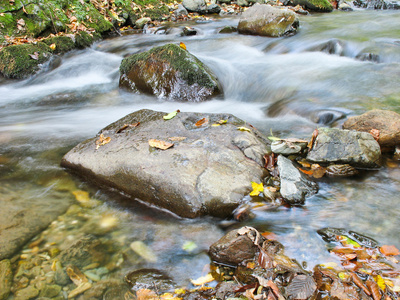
[311,164,326,178]
[195,118,208,127]
[380,245,400,256]
[350,272,371,296]
[261,231,278,240]
[369,129,380,141]
[267,280,285,300]
[116,122,140,133]
[95,133,111,150]
[366,279,382,300]
[308,129,318,151]
[148,139,174,150]
[258,248,273,269]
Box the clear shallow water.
[1,9,400,290]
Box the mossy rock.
[0,42,52,79]
[143,5,170,20]
[0,0,26,13]
[290,0,333,11]
[75,31,101,49]
[119,43,222,101]
[43,36,75,54]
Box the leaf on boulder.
[308,129,318,151]
[380,245,400,256]
[258,248,273,269]
[250,181,264,196]
[212,120,227,127]
[268,136,282,141]
[168,136,186,142]
[49,43,56,50]
[237,126,251,132]
[195,118,208,127]
[95,133,111,150]
[163,110,180,120]
[190,273,214,286]
[148,139,174,150]
[369,129,380,141]
[116,122,140,133]
[286,275,317,300]
[179,42,187,50]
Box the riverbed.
[1,9,400,297]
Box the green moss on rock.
[119,43,222,101]
[291,0,333,11]
[0,42,52,78]
[43,35,75,54]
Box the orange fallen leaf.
[116,122,140,133]
[380,245,400,256]
[195,118,208,127]
[95,133,111,150]
[369,129,380,141]
[299,168,313,176]
[261,231,278,240]
[308,129,318,151]
[149,139,174,150]
[179,42,186,50]
[136,288,158,300]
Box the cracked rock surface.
[61,109,270,218]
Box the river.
[1,9,400,297]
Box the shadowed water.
[1,9,400,291]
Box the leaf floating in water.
[149,139,174,150]
[366,279,382,300]
[116,122,140,133]
[29,51,39,60]
[249,181,264,196]
[182,241,197,252]
[350,272,371,296]
[380,245,400,256]
[195,117,208,127]
[163,110,180,120]
[374,275,386,291]
[95,133,111,150]
[237,126,251,132]
[190,273,215,286]
[130,241,157,262]
[169,136,187,142]
[286,275,317,300]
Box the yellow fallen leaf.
[136,289,158,300]
[375,274,386,291]
[72,190,90,202]
[190,273,215,286]
[179,42,186,50]
[319,262,338,269]
[49,43,56,50]
[161,293,182,300]
[163,110,180,120]
[237,126,251,132]
[249,181,264,196]
[149,139,174,150]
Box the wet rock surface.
[209,227,266,266]
[0,185,72,261]
[0,260,12,300]
[285,0,333,11]
[125,268,175,292]
[307,127,381,168]
[119,43,222,102]
[61,109,270,218]
[343,109,400,151]
[277,155,318,204]
[237,4,299,37]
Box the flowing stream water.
[1,9,400,295]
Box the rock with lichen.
[119,43,222,102]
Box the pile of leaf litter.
[128,227,400,300]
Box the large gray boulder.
[237,4,299,37]
[119,43,222,102]
[182,0,207,13]
[61,109,270,218]
[307,128,381,168]
[277,155,318,204]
